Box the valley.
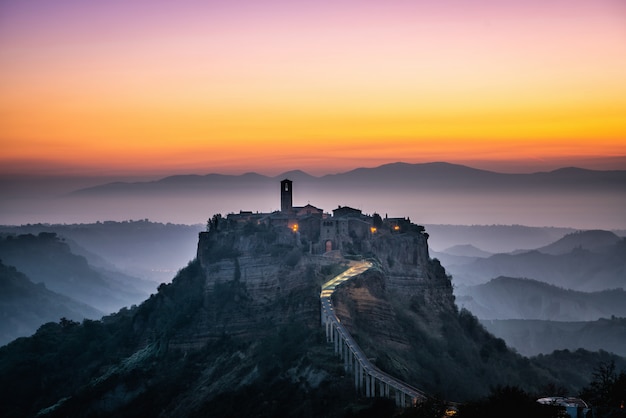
[0,169,624,417]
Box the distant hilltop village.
[205,178,427,255]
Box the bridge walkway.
[320,260,429,407]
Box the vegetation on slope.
[1,222,624,417]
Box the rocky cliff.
[165,225,346,349]
[0,220,597,417]
[188,220,555,401]
[330,227,557,400]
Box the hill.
[0,233,152,313]
[440,244,492,258]
[482,317,626,357]
[424,224,575,254]
[0,261,102,346]
[536,230,622,255]
[446,236,626,291]
[455,276,626,321]
[1,220,619,417]
[0,221,202,283]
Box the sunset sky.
[1,0,625,177]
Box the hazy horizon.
[2,155,626,180]
[2,160,625,231]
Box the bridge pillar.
[340,335,345,360]
[347,347,353,372]
[327,320,332,342]
[354,360,360,392]
[339,335,344,360]
[340,334,344,359]
[400,391,406,407]
[395,390,400,406]
[324,318,329,341]
[365,373,371,397]
[328,318,332,342]
[334,328,339,355]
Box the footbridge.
[320,261,429,407]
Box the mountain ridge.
[482,317,626,357]
[445,234,626,290]
[535,230,621,255]
[69,162,626,196]
[456,276,626,321]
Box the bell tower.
[281,179,293,213]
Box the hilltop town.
[205,178,425,256]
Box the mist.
[2,178,624,232]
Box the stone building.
[222,178,425,256]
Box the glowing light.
[292,224,299,232]
[370,227,377,233]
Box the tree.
[580,360,626,416]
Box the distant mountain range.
[444,230,625,290]
[59,161,626,231]
[482,317,626,357]
[456,276,626,321]
[3,161,624,228]
[70,162,626,196]
[437,229,626,356]
[534,229,621,255]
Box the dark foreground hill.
[1,222,623,417]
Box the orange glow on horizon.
[1,0,625,176]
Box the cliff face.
[329,228,554,401]
[332,230,457,358]
[171,227,344,349]
[175,223,551,401]
[0,221,564,417]
[370,232,454,311]
[190,223,450,343]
